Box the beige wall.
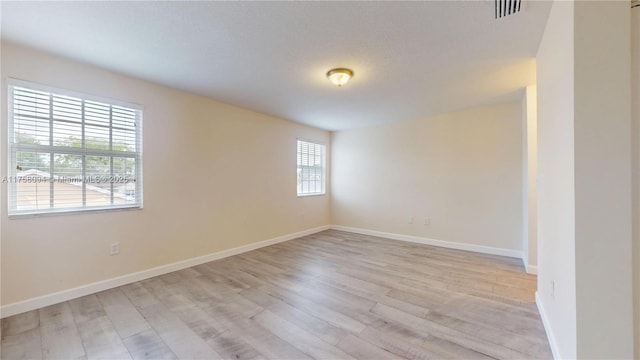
[536,1,577,357]
[522,85,538,273]
[574,2,633,357]
[537,1,634,358]
[331,103,523,252]
[632,7,639,359]
[0,42,331,306]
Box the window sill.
[8,205,143,219]
[297,193,326,198]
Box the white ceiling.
[1,1,551,131]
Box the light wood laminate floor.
[1,230,551,359]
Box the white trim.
[8,78,143,110]
[536,291,560,359]
[0,225,330,318]
[330,225,523,258]
[0,225,527,318]
[525,264,538,275]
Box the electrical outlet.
[423,218,430,225]
[408,216,414,224]
[110,242,120,256]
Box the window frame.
[6,78,143,217]
[296,138,326,197]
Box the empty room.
[0,1,638,359]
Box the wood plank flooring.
[1,230,552,359]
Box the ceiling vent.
[495,0,521,19]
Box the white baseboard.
[0,225,330,318]
[536,291,560,360]
[525,264,538,275]
[330,225,522,258]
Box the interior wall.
[522,85,538,273]
[573,2,633,357]
[631,6,639,359]
[0,42,331,306]
[536,1,635,358]
[0,3,4,346]
[535,0,577,358]
[521,92,528,267]
[331,103,523,253]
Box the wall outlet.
[110,242,120,256]
[408,216,414,224]
[423,218,430,225]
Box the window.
[297,139,325,196]
[7,80,143,216]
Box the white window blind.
[7,80,143,216]
[297,139,325,196]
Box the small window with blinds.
[7,80,143,216]
[296,139,325,196]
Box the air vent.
[495,0,521,19]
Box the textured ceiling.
[0,1,551,131]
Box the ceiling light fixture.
[326,68,353,87]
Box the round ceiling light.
[326,68,353,87]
